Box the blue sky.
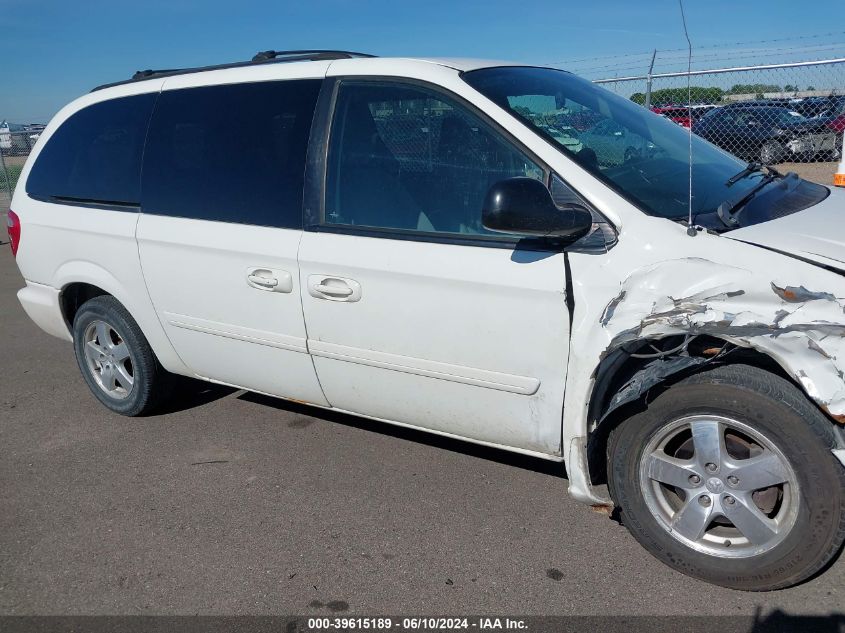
[1,0,842,122]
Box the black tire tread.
[608,363,845,591]
[72,295,171,416]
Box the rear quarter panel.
[10,79,190,375]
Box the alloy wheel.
[82,319,134,400]
[639,414,799,558]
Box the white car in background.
[8,51,845,591]
[0,120,11,151]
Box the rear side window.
[26,93,156,205]
[142,79,321,228]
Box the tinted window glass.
[26,93,156,205]
[142,80,321,228]
[465,67,828,229]
[325,81,544,235]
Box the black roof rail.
[132,69,183,80]
[92,49,376,92]
[251,49,375,62]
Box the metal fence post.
[644,49,657,110]
[0,142,11,202]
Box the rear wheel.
[609,364,845,590]
[72,296,171,416]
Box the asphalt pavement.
[1,245,844,617]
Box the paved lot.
[780,160,839,185]
[1,247,845,617]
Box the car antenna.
[678,0,697,237]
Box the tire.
[608,364,845,590]
[72,295,171,416]
[759,141,784,165]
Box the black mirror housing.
[482,177,593,241]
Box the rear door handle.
[248,274,278,288]
[246,267,292,293]
[307,275,362,302]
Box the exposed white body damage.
[564,188,845,504]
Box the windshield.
[463,67,822,223]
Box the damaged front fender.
[561,217,845,507]
[600,257,845,419]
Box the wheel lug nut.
[689,474,701,485]
[727,475,739,486]
[698,495,712,507]
[705,462,718,473]
[724,495,736,505]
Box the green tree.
[630,86,724,106]
[726,83,781,95]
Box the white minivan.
[8,50,845,590]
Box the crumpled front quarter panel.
[564,216,845,503]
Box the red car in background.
[651,104,717,128]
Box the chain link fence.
[1,124,42,211]
[592,59,845,169]
[548,33,845,182]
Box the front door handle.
[307,275,362,302]
[246,267,292,293]
[314,283,352,296]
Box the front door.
[298,79,571,455]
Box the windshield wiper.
[716,173,779,227]
[726,162,762,186]
[725,162,784,187]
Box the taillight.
[6,209,20,257]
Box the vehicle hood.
[727,186,845,271]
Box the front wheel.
[608,364,845,590]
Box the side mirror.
[482,177,593,241]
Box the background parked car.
[651,104,717,128]
[791,95,845,119]
[24,123,46,147]
[577,118,656,166]
[536,123,583,152]
[0,120,11,152]
[0,121,35,155]
[692,104,838,163]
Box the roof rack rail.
[252,49,375,62]
[132,69,183,80]
[92,49,376,92]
